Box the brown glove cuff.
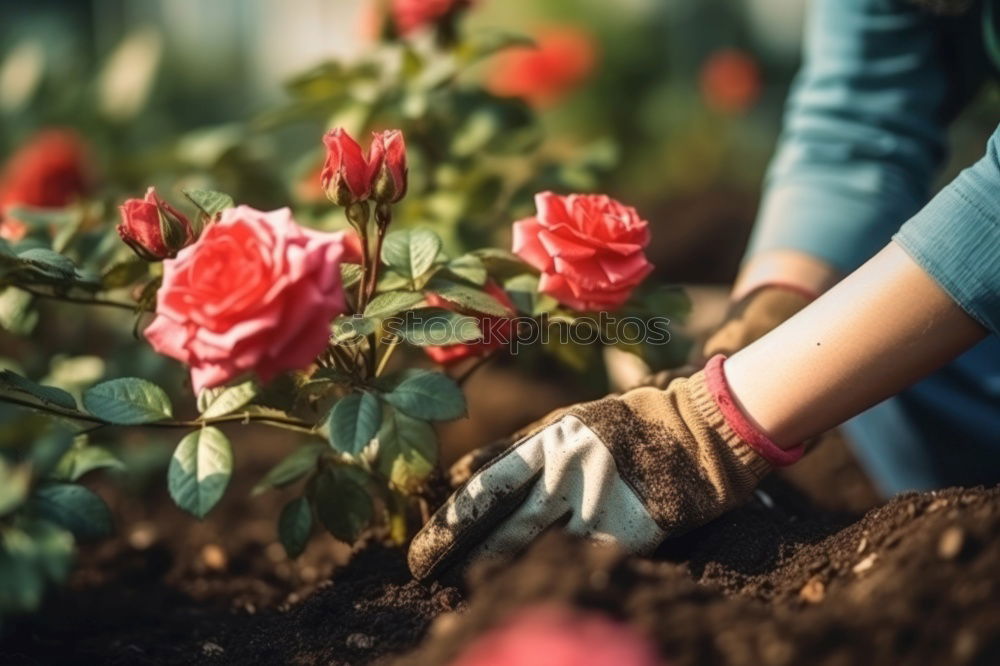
[690,354,805,479]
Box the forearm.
[732,249,840,301]
[725,241,987,448]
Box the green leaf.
[504,273,557,315]
[183,189,235,218]
[364,290,425,318]
[0,287,37,335]
[446,254,487,285]
[167,428,233,519]
[376,409,437,493]
[460,29,535,63]
[328,392,381,456]
[16,248,75,280]
[425,278,510,316]
[473,248,533,279]
[332,314,377,343]
[0,520,74,616]
[313,465,373,543]
[0,370,77,410]
[28,428,74,478]
[251,443,324,496]
[197,379,258,419]
[376,269,411,291]
[340,262,363,288]
[30,483,113,540]
[389,308,481,346]
[381,229,442,280]
[52,445,124,482]
[384,370,466,421]
[101,260,149,289]
[83,378,172,424]
[0,459,31,517]
[278,496,312,558]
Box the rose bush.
[144,205,352,392]
[424,282,516,365]
[513,191,653,311]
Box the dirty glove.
[408,355,804,580]
[638,284,815,389]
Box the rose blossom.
[321,128,370,205]
[451,605,663,666]
[367,130,408,204]
[0,128,93,241]
[699,49,761,114]
[487,27,596,107]
[117,187,195,261]
[424,282,516,365]
[513,192,653,311]
[144,206,350,392]
[391,0,472,36]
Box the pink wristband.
[704,354,804,467]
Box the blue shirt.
[748,0,1000,335]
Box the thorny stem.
[11,285,145,312]
[0,394,316,434]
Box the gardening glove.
[408,355,804,581]
[638,284,815,389]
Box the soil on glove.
[1,430,998,665]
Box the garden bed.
[2,433,998,665]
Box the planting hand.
[408,355,803,580]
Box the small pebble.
[856,537,867,554]
[798,577,825,604]
[926,498,949,513]
[202,641,224,656]
[852,553,877,574]
[346,633,375,649]
[937,526,965,560]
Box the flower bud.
[117,187,194,261]
[321,129,370,206]
[367,130,408,205]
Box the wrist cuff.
[704,354,804,468]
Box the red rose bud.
[321,128,370,206]
[118,187,194,261]
[487,27,596,108]
[699,49,761,114]
[367,130,408,205]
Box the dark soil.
[2,427,998,665]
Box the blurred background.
[2,0,998,446]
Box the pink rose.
[321,129,370,205]
[117,187,194,261]
[144,206,350,392]
[391,0,472,36]
[451,605,663,666]
[513,192,653,311]
[367,129,408,204]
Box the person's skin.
[732,248,841,300]
[725,241,988,448]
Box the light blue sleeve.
[894,124,1000,335]
[746,0,969,273]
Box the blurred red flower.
[487,27,597,108]
[450,605,663,666]
[424,282,516,365]
[392,0,474,36]
[0,128,93,241]
[699,49,761,114]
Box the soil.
[1,418,998,665]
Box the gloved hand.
[638,284,815,389]
[408,355,804,580]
